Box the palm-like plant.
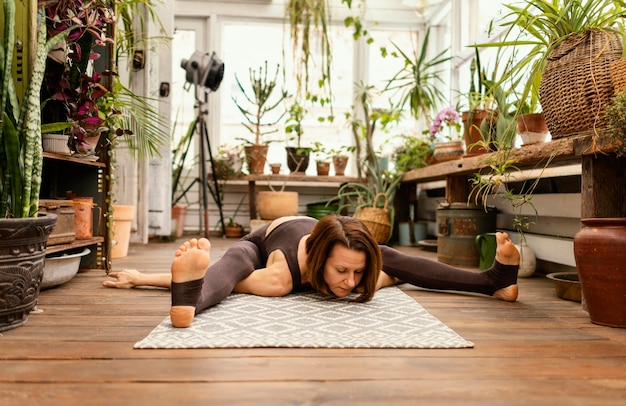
[384,27,451,124]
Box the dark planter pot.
[0,213,57,331]
[574,218,626,328]
[285,147,311,173]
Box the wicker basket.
[610,57,626,93]
[540,30,623,139]
[354,193,391,244]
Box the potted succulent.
[232,61,288,174]
[0,3,58,331]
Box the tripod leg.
[201,117,226,235]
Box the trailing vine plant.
[285,0,333,117]
[468,148,556,239]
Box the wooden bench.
[398,135,626,222]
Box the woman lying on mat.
[103,215,520,328]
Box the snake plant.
[1,2,58,218]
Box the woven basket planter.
[609,57,626,93]
[354,193,391,244]
[540,30,623,139]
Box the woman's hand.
[102,269,143,289]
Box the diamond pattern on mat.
[134,286,473,349]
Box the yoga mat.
[134,286,473,349]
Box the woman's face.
[323,244,366,297]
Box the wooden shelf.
[401,135,615,184]
[45,237,104,255]
[43,152,107,168]
[243,174,359,184]
[396,134,625,222]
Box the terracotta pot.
[462,110,492,155]
[111,205,135,259]
[574,218,626,328]
[517,113,549,146]
[224,226,244,238]
[332,155,349,176]
[316,161,330,176]
[244,144,269,175]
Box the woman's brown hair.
[305,215,381,302]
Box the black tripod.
[172,86,225,238]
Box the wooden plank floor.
[1,235,626,405]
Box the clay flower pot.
[517,113,550,146]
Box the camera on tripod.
[180,51,224,91]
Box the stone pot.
[0,214,57,331]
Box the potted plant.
[336,161,402,243]
[473,0,625,140]
[329,145,355,176]
[384,27,451,124]
[40,0,168,160]
[284,100,311,173]
[232,61,288,174]
[393,133,433,173]
[311,141,331,176]
[429,106,464,162]
[285,0,333,114]
[222,195,246,238]
[0,3,58,331]
[347,82,402,179]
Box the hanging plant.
[285,0,333,110]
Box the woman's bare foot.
[494,232,520,265]
[170,238,211,327]
[492,232,520,302]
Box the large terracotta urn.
[573,218,626,328]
